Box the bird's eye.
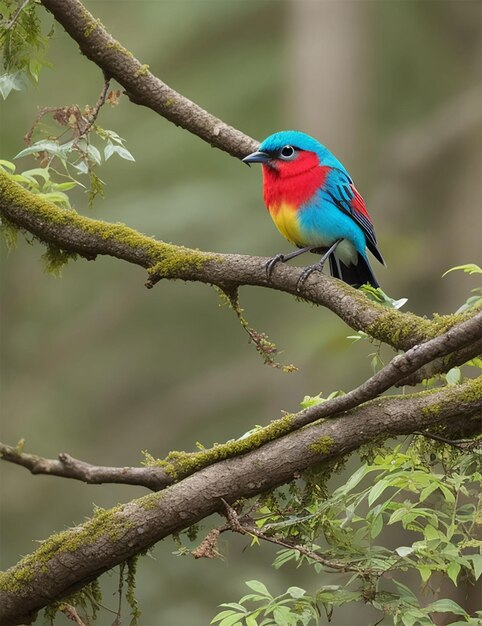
[280,145,296,159]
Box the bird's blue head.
[243,130,347,172]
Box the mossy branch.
[4,310,479,492]
[1,171,480,364]
[40,0,258,159]
[1,378,481,625]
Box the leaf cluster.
[213,441,482,625]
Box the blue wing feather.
[324,169,385,266]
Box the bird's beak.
[242,150,271,166]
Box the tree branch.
[0,443,169,491]
[40,0,258,159]
[1,379,480,625]
[1,171,479,363]
[3,309,475,491]
[221,499,364,574]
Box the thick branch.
[1,380,480,625]
[3,313,480,491]
[40,0,258,159]
[0,444,169,491]
[1,172,479,362]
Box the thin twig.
[414,431,482,451]
[77,77,111,138]
[221,499,368,574]
[4,0,31,30]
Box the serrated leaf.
[426,598,467,616]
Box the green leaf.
[0,159,16,172]
[418,566,432,583]
[336,464,369,495]
[388,508,408,525]
[446,367,461,386]
[286,587,305,599]
[105,143,135,161]
[469,554,482,580]
[419,482,439,502]
[368,478,391,505]
[245,615,258,626]
[447,562,461,586]
[425,598,467,616]
[20,167,50,183]
[0,71,25,99]
[86,144,102,165]
[15,140,66,160]
[443,263,482,276]
[439,485,455,504]
[371,513,383,538]
[54,181,78,191]
[219,615,243,626]
[423,525,440,541]
[212,610,238,623]
[245,581,272,598]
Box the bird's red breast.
[261,151,330,214]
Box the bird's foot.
[265,253,286,280]
[296,260,327,292]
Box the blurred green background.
[1,1,481,624]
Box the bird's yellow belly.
[269,203,303,246]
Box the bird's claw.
[296,261,326,292]
[265,253,285,280]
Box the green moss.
[106,41,134,58]
[420,402,443,418]
[367,309,432,346]
[83,19,99,38]
[367,306,480,348]
[458,374,482,403]
[148,413,295,479]
[0,504,134,593]
[0,172,214,278]
[137,64,150,76]
[0,217,18,249]
[126,556,141,625]
[42,245,77,276]
[147,246,215,280]
[308,436,334,455]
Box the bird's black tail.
[329,252,379,289]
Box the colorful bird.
[243,130,385,289]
